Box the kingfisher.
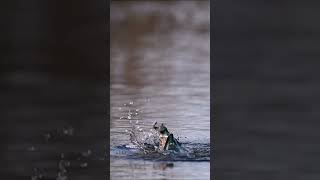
[153,121,181,151]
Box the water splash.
[112,101,210,161]
[31,168,44,180]
[29,125,101,179]
[126,119,159,154]
[43,126,74,142]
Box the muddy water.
[110,1,210,179]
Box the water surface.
[111,1,210,179]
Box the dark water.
[1,0,107,179]
[4,0,320,179]
[1,76,107,179]
[111,1,210,179]
[214,1,320,179]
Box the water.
[110,1,210,179]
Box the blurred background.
[5,0,320,179]
[110,0,210,179]
[214,0,320,179]
[1,0,107,179]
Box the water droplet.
[57,170,68,180]
[136,109,139,112]
[43,133,51,141]
[128,116,131,119]
[59,160,70,171]
[82,150,92,157]
[31,168,44,180]
[136,120,139,124]
[129,101,133,105]
[28,146,36,151]
[80,162,88,168]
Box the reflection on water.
[111,1,210,179]
[111,158,210,180]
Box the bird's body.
[153,122,182,151]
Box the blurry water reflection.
[111,1,210,179]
